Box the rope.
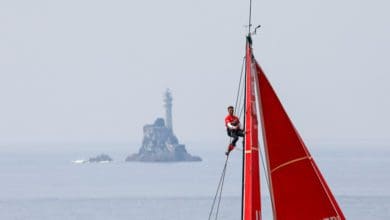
[234,57,245,113]
[208,54,246,220]
[259,145,271,198]
[214,157,228,220]
[208,156,229,220]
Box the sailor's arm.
[227,122,238,130]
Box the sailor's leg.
[226,129,238,155]
[231,132,239,146]
[237,129,245,137]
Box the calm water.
[0,144,389,219]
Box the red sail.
[243,41,261,220]
[255,62,346,220]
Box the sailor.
[224,106,244,155]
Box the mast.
[242,34,261,220]
[242,0,262,219]
[242,0,251,219]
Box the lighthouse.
[164,89,173,132]
[125,89,202,162]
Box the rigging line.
[248,0,253,34]
[238,100,245,120]
[259,144,271,200]
[234,56,246,112]
[233,57,245,123]
[241,40,248,220]
[237,85,245,120]
[214,157,228,220]
[208,161,226,220]
[236,79,245,120]
[208,156,229,220]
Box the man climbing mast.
[224,106,244,155]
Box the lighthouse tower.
[164,89,173,132]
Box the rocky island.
[126,90,201,162]
[88,154,113,163]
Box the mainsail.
[239,35,346,219]
[255,60,346,220]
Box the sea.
[0,143,389,219]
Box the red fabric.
[256,62,345,220]
[224,115,240,127]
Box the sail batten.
[270,156,311,174]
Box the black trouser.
[227,129,244,146]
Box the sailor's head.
[227,106,234,115]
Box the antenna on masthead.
[248,0,253,35]
[252,25,261,35]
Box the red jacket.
[225,115,240,129]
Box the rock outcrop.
[125,118,201,162]
[88,154,113,163]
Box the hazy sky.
[0,0,389,148]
